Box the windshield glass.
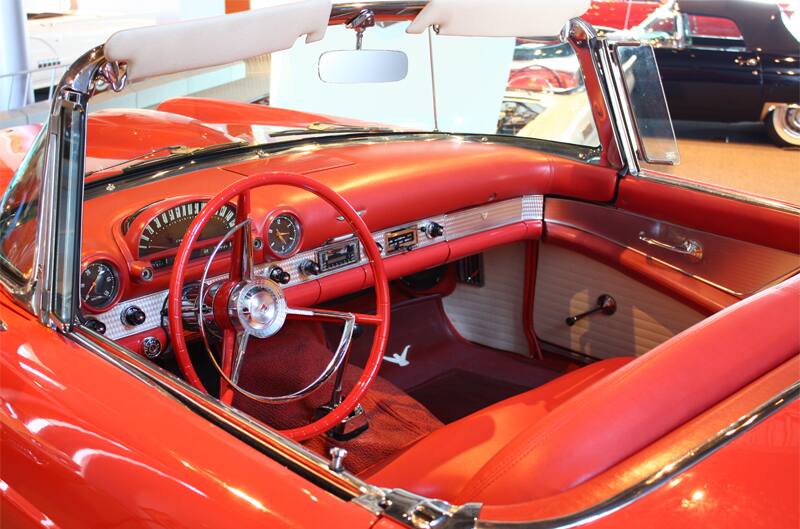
[82,22,599,178]
[0,127,45,281]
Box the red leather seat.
[364,357,632,497]
[368,275,800,505]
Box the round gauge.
[80,261,120,310]
[267,213,302,257]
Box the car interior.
[61,94,800,505]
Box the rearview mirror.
[318,50,409,84]
[612,43,679,165]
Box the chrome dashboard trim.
[475,381,800,529]
[91,195,543,340]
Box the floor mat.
[328,295,563,423]
[407,369,532,423]
[231,320,443,475]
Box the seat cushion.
[364,357,632,500]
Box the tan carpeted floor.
[648,121,800,205]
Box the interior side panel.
[442,243,530,357]
[534,244,706,358]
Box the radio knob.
[269,266,291,284]
[123,306,147,326]
[300,260,321,277]
[424,222,444,239]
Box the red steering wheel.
[168,172,390,442]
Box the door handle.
[566,294,617,327]
[638,231,704,261]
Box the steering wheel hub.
[229,280,287,338]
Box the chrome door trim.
[545,199,800,298]
[475,381,799,529]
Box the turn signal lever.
[566,294,617,326]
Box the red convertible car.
[1,1,798,528]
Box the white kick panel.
[443,242,530,356]
[534,244,706,358]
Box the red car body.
[1,3,799,529]
[507,65,580,92]
[583,0,664,29]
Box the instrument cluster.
[79,198,305,313]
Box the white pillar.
[0,0,31,111]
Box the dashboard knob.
[424,222,444,239]
[84,318,106,334]
[269,266,291,285]
[141,336,163,359]
[300,259,321,277]
[123,305,147,326]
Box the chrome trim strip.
[546,218,745,297]
[544,199,800,299]
[636,171,800,216]
[92,195,542,340]
[476,381,800,529]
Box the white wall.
[25,0,225,22]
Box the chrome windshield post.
[34,46,127,330]
[562,18,627,172]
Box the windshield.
[81,22,599,178]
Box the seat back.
[457,275,800,504]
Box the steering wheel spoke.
[229,191,254,282]
[229,329,251,385]
[286,306,383,327]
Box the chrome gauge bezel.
[265,212,303,258]
[79,260,121,311]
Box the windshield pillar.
[564,18,624,169]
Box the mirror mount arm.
[346,9,376,50]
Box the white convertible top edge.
[407,0,591,37]
[105,0,332,82]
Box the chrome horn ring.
[191,219,356,404]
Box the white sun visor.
[407,0,591,37]
[105,0,332,82]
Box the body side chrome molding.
[476,381,800,529]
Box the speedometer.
[138,201,236,257]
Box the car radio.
[318,239,361,272]
[384,225,418,254]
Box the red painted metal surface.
[1,98,798,528]
[583,0,663,30]
[0,290,378,529]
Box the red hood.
[0,125,43,193]
[0,98,377,190]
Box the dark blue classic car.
[628,0,799,147]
